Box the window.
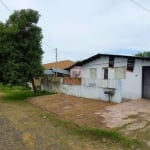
[89,68,97,79]
[127,58,135,72]
[109,56,114,68]
[115,67,126,79]
[103,68,108,80]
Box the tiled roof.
[43,60,74,70]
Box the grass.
[0,84,53,102]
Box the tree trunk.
[31,77,37,96]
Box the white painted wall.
[121,59,150,99]
[75,56,150,101]
[42,56,150,103]
[61,80,122,103]
[82,56,109,79]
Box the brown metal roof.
[43,60,74,70]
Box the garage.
[142,66,150,99]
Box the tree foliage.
[135,51,150,57]
[0,9,43,94]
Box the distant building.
[43,60,74,70]
[43,60,74,77]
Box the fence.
[41,77,62,92]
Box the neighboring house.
[41,60,74,92]
[70,66,82,78]
[43,60,74,77]
[67,62,82,78]
[43,60,74,70]
[62,53,150,103]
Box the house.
[62,53,150,103]
[66,62,82,78]
[43,60,74,70]
[41,60,74,92]
[43,60,74,77]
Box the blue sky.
[0,0,150,63]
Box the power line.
[0,0,12,13]
[129,0,150,13]
[43,42,54,50]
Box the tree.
[135,51,150,57]
[0,9,43,95]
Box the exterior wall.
[82,56,109,79]
[61,80,122,103]
[80,56,150,101]
[122,59,150,99]
[41,56,150,102]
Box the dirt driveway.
[29,94,113,128]
[29,94,150,130]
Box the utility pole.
[55,48,58,78]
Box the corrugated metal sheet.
[44,70,54,75]
[44,68,69,75]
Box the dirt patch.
[29,93,113,128]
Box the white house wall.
[121,59,150,99]
[80,56,150,101]
[61,81,122,103]
[61,56,123,103]
[82,56,109,79]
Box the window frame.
[89,68,97,79]
[103,67,108,80]
[115,66,126,79]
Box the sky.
[0,0,150,64]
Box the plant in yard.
[0,9,43,95]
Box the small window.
[89,68,97,79]
[109,56,114,68]
[103,68,108,80]
[115,67,126,79]
[127,58,135,72]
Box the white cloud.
[1,0,150,63]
